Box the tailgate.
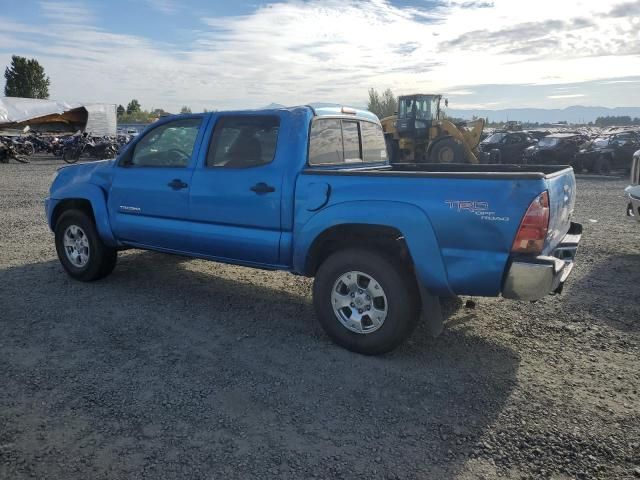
[543,167,576,254]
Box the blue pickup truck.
[46,105,582,354]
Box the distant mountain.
[447,106,640,124]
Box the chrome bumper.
[502,222,582,301]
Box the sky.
[1,0,639,112]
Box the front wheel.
[313,248,420,355]
[54,210,117,281]
[430,138,465,163]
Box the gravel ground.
[1,156,639,480]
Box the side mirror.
[444,99,449,107]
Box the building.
[0,97,117,136]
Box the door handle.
[250,182,275,194]
[168,179,188,190]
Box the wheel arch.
[304,224,409,276]
[48,184,117,247]
[293,200,453,296]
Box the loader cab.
[395,94,441,139]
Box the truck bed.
[297,162,576,297]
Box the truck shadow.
[0,251,519,479]
[566,253,640,332]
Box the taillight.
[512,191,550,254]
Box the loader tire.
[430,138,465,163]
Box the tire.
[385,137,399,163]
[488,149,502,164]
[22,142,35,156]
[594,156,611,175]
[62,148,78,164]
[313,248,421,355]
[54,210,117,281]
[430,138,465,163]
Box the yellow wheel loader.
[380,94,485,163]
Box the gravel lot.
[1,157,639,479]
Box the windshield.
[398,96,439,120]
[538,137,560,147]
[483,133,506,143]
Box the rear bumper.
[502,222,582,301]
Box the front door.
[188,114,283,265]
[108,116,206,251]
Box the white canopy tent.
[0,97,116,136]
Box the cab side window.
[207,115,280,168]
[127,118,202,167]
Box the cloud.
[608,0,640,17]
[143,0,181,14]
[39,1,94,24]
[547,94,585,99]
[1,0,639,111]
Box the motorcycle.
[63,132,118,164]
[50,136,65,156]
[27,132,52,153]
[0,139,29,164]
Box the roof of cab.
[163,104,380,124]
[307,103,380,123]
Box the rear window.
[308,119,387,165]
[361,122,387,162]
[342,121,360,162]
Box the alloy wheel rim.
[63,225,90,268]
[331,271,388,334]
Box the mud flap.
[418,283,444,337]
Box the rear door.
[108,116,206,250]
[187,114,283,265]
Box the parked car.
[479,131,538,164]
[525,130,551,141]
[573,131,640,174]
[625,150,640,220]
[46,105,582,355]
[523,133,587,165]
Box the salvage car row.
[479,128,640,174]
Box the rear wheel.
[430,138,465,163]
[54,210,117,281]
[22,143,35,156]
[62,148,78,164]
[385,136,399,163]
[313,248,420,355]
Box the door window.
[207,115,280,168]
[127,118,202,167]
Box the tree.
[4,55,50,99]
[367,88,397,119]
[180,105,192,114]
[116,104,125,117]
[126,99,141,115]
